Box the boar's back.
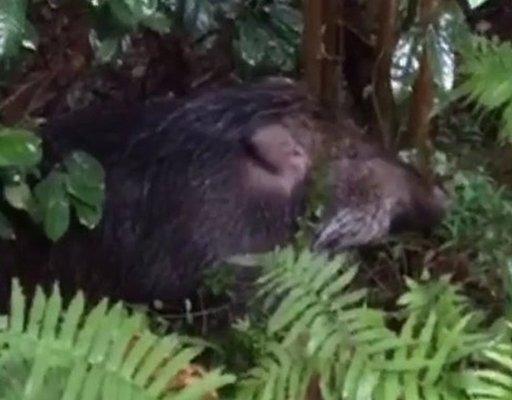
[30,81,318,304]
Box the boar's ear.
[242,123,311,195]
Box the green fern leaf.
[0,279,234,400]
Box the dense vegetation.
[2,0,512,398]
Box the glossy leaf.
[391,3,469,107]
[0,0,37,65]
[0,128,42,167]
[109,0,171,31]
[64,151,105,208]
[34,172,70,242]
[71,198,102,229]
[4,182,31,210]
[235,4,301,75]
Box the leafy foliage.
[0,127,105,242]
[233,1,303,76]
[85,0,301,75]
[441,169,512,262]
[462,322,512,400]
[232,248,492,400]
[87,0,174,62]
[457,36,512,142]
[235,249,382,399]
[6,247,512,399]
[0,279,235,400]
[0,0,37,72]
[1,0,302,78]
[392,1,469,104]
[439,167,512,305]
[88,0,173,34]
[384,275,489,400]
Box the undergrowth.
[438,166,512,312]
[2,150,512,399]
[0,280,235,400]
[3,243,512,399]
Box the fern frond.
[239,248,396,399]
[461,322,512,400]
[457,36,512,140]
[0,279,235,400]
[235,342,313,400]
[372,276,489,400]
[237,248,492,400]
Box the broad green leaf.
[0,128,42,167]
[34,172,70,241]
[0,0,37,64]
[236,15,270,68]
[235,8,299,74]
[4,182,31,210]
[71,199,102,229]
[90,0,171,35]
[392,3,469,109]
[44,196,70,242]
[64,151,105,208]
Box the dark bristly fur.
[0,80,448,307]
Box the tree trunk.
[373,0,399,149]
[407,0,439,178]
[302,0,344,117]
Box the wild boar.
[2,80,448,307]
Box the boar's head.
[231,81,448,255]
[239,100,447,254]
[310,120,449,252]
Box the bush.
[0,126,105,242]
[440,167,512,308]
[0,0,303,78]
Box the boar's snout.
[312,136,449,253]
